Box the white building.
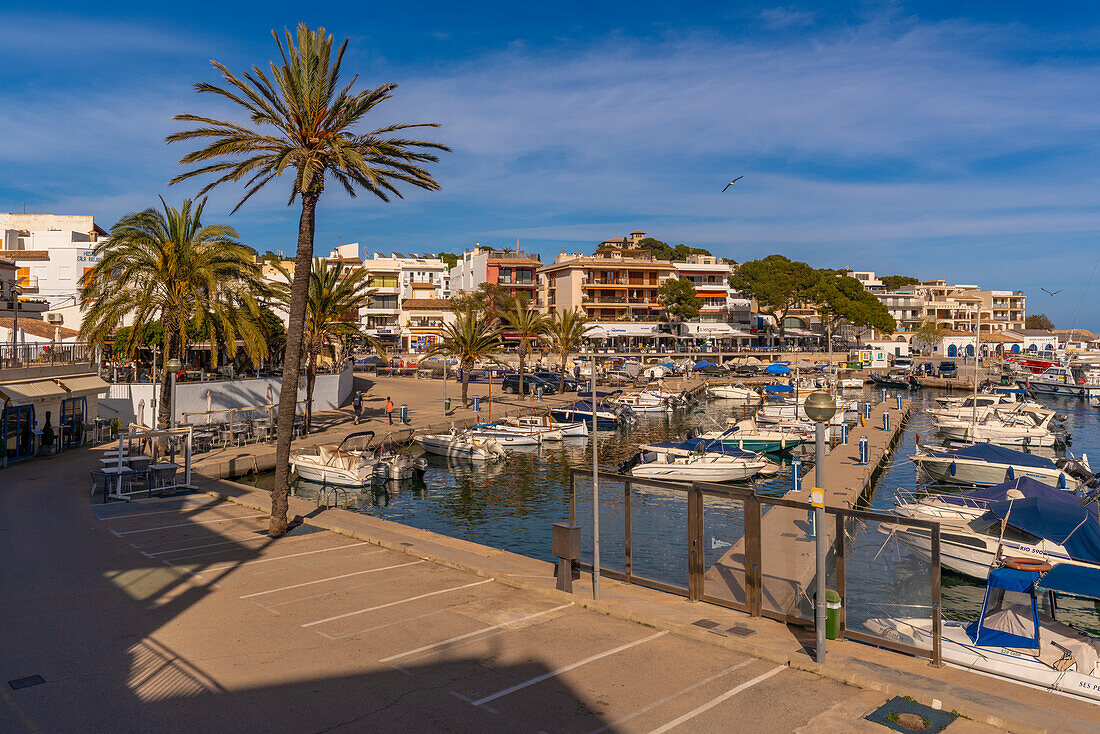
[0,213,108,330]
[672,255,751,326]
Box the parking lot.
[1,488,870,733]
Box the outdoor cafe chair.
[89,469,110,503]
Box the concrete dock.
[703,398,913,617]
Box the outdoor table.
[100,457,132,466]
[148,463,179,491]
[101,466,138,498]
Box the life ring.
[1003,557,1052,573]
[1080,377,1086,385]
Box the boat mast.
[972,303,981,428]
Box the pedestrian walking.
[385,396,395,425]
[352,392,363,425]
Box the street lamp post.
[165,358,183,430]
[804,390,837,665]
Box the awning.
[587,323,662,339]
[681,323,741,337]
[54,374,110,397]
[0,379,69,406]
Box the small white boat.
[505,414,588,438]
[416,430,506,460]
[470,423,547,446]
[613,392,673,414]
[836,377,864,389]
[910,442,1091,489]
[707,383,760,402]
[620,450,768,483]
[291,430,427,486]
[933,406,1065,448]
[864,564,1100,704]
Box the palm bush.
[545,308,593,393]
[428,310,502,407]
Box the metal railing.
[568,468,943,666]
[0,342,94,368]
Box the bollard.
[896,394,903,410]
[864,401,872,420]
[881,388,887,404]
[859,435,869,465]
[791,458,802,494]
[882,410,890,432]
[472,396,480,412]
[536,386,543,402]
[400,404,408,424]
[444,397,451,412]
[840,421,848,445]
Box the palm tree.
[502,294,549,396]
[545,308,592,393]
[268,257,374,432]
[167,25,449,535]
[79,198,267,431]
[427,310,502,407]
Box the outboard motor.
[618,453,644,475]
[1055,456,1100,488]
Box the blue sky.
[5,1,1100,327]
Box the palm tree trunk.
[518,348,525,396]
[461,359,470,406]
[156,316,178,431]
[305,352,317,433]
[559,351,566,393]
[271,192,318,536]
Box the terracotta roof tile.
[0,317,79,339]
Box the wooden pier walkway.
[703,398,913,616]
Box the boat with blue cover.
[893,476,1099,522]
[911,441,1096,490]
[865,563,1100,702]
[550,400,635,430]
[883,492,1100,579]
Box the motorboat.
[290,430,427,486]
[892,476,1097,523]
[933,406,1067,448]
[927,393,1022,421]
[1017,362,1100,398]
[693,417,809,453]
[865,564,1100,703]
[880,494,1100,580]
[837,377,865,390]
[415,430,506,460]
[469,423,551,446]
[869,370,920,390]
[639,435,782,478]
[910,442,1095,490]
[551,400,635,430]
[504,414,588,438]
[707,383,761,402]
[613,392,673,414]
[618,449,769,483]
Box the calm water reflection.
[240,386,1100,633]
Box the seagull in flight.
[722,176,743,192]
[1041,288,1063,296]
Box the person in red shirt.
[385,397,394,424]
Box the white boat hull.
[863,617,1100,704]
[416,434,505,460]
[291,460,372,487]
[934,422,1057,448]
[708,386,760,401]
[629,456,766,483]
[912,455,1072,489]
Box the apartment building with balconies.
[539,245,676,321]
[913,280,1026,332]
[671,254,751,326]
[451,246,541,303]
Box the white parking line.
[192,542,368,570]
[145,536,274,556]
[586,660,756,734]
[645,665,785,734]
[315,607,450,641]
[113,513,268,535]
[240,561,424,599]
[301,579,494,628]
[471,631,668,707]
[96,503,222,520]
[379,603,573,663]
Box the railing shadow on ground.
[569,468,943,666]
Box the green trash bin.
[825,589,842,640]
[444,397,451,412]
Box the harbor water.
[239,386,1100,634]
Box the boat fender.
[950,461,957,477]
[1006,465,1014,481]
[1003,557,1052,573]
[1058,473,1066,489]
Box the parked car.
[938,361,958,378]
[533,371,578,391]
[915,362,935,376]
[501,373,558,395]
[892,356,913,370]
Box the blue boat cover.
[1037,564,1100,600]
[930,442,1055,470]
[765,363,791,375]
[966,567,1041,649]
[764,384,794,393]
[693,359,717,369]
[942,477,1098,517]
[986,497,1100,564]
